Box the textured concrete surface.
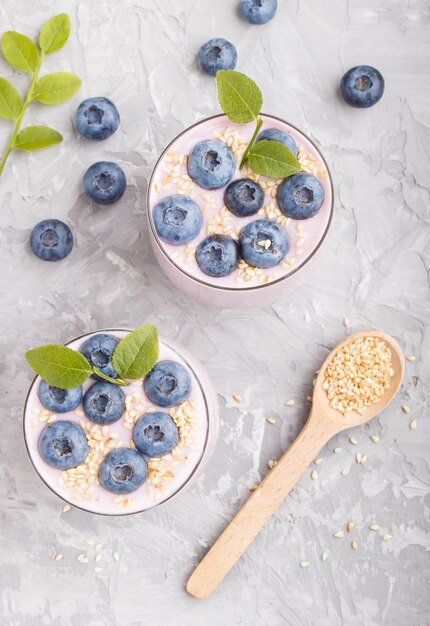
[0,1,429,625]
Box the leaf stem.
[239,116,264,170]
[92,366,129,387]
[0,51,45,177]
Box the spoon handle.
[187,416,334,599]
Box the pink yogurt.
[23,329,219,516]
[147,114,333,308]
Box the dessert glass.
[147,113,334,308]
[23,329,219,516]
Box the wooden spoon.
[187,330,404,599]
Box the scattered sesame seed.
[311,470,318,480]
[361,454,368,464]
[268,459,276,470]
[321,551,328,561]
[334,447,343,454]
[285,399,295,406]
[347,522,354,533]
[233,395,241,403]
[249,485,258,492]
[266,417,276,425]
[77,553,88,564]
[95,543,103,550]
[314,458,323,465]
[86,539,96,546]
[62,504,71,513]
[341,467,350,476]
[54,553,63,561]
[94,567,103,573]
[349,437,358,446]
[343,317,350,328]
[369,524,380,531]
[382,534,392,541]
[306,396,313,402]
[333,531,344,538]
[351,540,358,550]
[409,419,417,430]
[402,404,410,414]
[370,435,380,443]
[300,561,310,568]
[95,554,102,563]
[355,453,362,464]
[113,551,120,561]
[406,355,416,362]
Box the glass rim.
[146,112,334,292]
[22,328,213,517]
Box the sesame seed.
[311,470,318,480]
[349,437,358,446]
[95,554,102,563]
[351,540,358,550]
[314,458,323,465]
[113,552,120,561]
[94,567,103,573]
[321,551,328,561]
[249,485,258,492]
[334,447,342,454]
[300,561,310,568]
[266,417,276,425]
[54,553,63,561]
[233,394,241,403]
[402,404,410,414]
[370,435,380,443]
[409,419,417,430]
[341,467,350,476]
[369,524,380,531]
[343,318,350,328]
[86,539,95,546]
[355,453,362,464]
[285,399,295,406]
[347,522,354,533]
[333,531,344,538]
[62,504,71,513]
[382,534,392,541]
[406,355,416,362]
[95,543,103,550]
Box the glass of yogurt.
[147,113,333,308]
[23,329,219,516]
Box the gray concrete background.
[0,1,429,624]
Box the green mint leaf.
[247,139,301,178]
[1,31,39,74]
[32,72,82,105]
[112,325,159,380]
[216,70,263,124]
[0,78,22,120]
[25,345,93,389]
[39,14,71,55]
[15,126,62,151]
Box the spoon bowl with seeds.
[187,329,404,599]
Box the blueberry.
[38,420,89,470]
[188,140,236,190]
[83,382,125,425]
[240,0,278,24]
[340,65,384,108]
[256,128,298,156]
[277,173,324,220]
[29,219,73,262]
[83,161,126,205]
[239,219,289,268]
[224,178,264,217]
[79,333,119,381]
[99,448,148,494]
[196,234,239,277]
[144,360,191,408]
[74,97,120,141]
[153,195,203,245]
[133,412,179,458]
[198,38,237,76]
[38,381,83,414]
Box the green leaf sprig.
[216,70,301,179]
[25,324,160,389]
[0,14,81,178]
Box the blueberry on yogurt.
[83,381,125,425]
[99,448,148,494]
[79,333,119,381]
[224,178,264,217]
[133,411,179,458]
[196,234,239,277]
[277,173,324,220]
[38,381,83,414]
[144,360,191,408]
[239,219,289,268]
[83,161,126,204]
[153,195,203,245]
[30,219,73,262]
[188,139,236,190]
[256,128,298,156]
[198,38,237,76]
[240,0,278,24]
[38,420,89,470]
[340,66,384,108]
[74,97,120,140]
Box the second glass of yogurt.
[147,114,333,308]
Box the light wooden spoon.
[187,330,404,599]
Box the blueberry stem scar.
[239,116,264,169]
[0,52,46,177]
[92,366,128,387]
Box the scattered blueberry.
[198,38,237,76]
[340,65,384,108]
[144,360,191,408]
[83,381,125,425]
[133,411,179,458]
[240,0,278,24]
[256,128,298,156]
[224,178,264,217]
[83,161,126,205]
[153,195,203,245]
[239,219,289,268]
[277,173,324,220]
[38,420,89,470]
[38,381,83,414]
[99,448,148,494]
[74,97,120,141]
[188,139,236,190]
[29,219,73,262]
[196,234,239,277]
[79,333,119,381]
